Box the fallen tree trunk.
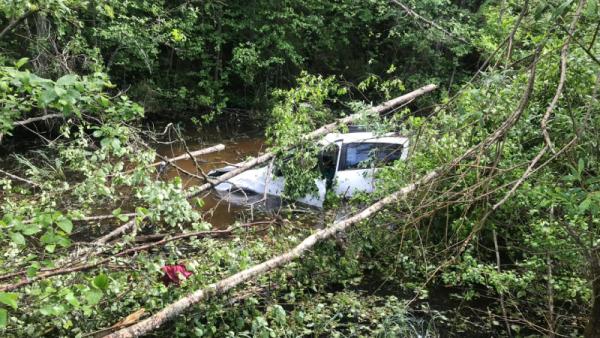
[98,84,437,245]
[104,171,439,338]
[186,83,438,199]
[148,144,225,168]
[106,66,537,336]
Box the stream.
[155,131,265,227]
[153,125,321,229]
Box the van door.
[333,142,405,198]
[266,142,340,208]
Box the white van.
[210,132,409,208]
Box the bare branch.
[390,0,471,45]
[0,169,39,187]
[541,0,586,153]
[0,9,38,40]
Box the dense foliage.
[0,0,477,116]
[0,0,599,337]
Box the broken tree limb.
[0,221,274,291]
[185,83,438,200]
[0,169,39,187]
[107,69,539,336]
[105,170,440,338]
[66,84,438,262]
[148,144,225,168]
[12,113,64,127]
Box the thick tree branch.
[100,84,438,245]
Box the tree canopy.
[0,0,599,337]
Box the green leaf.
[56,74,77,87]
[40,230,55,244]
[92,274,109,291]
[579,198,592,212]
[104,4,115,18]
[56,217,73,234]
[15,57,29,69]
[84,289,103,305]
[578,158,585,175]
[552,0,574,19]
[54,86,67,97]
[0,293,18,310]
[45,244,56,253]
[0,308,6,328]
[38,213,53,227]
[586,0,598,16]
[22,223,42,236]
[9,232,25,246]
[65,292,80,307]
[26,265,39,278]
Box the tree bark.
[148,144,225,167]
[0,9,38,40]
[12,113,64,127]
[585,257,600,338]
[103,84,438,243]
[104,170,439,338]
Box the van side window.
[340,143,403,170]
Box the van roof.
[320,132,409,146]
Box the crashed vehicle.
[210,131,409,208]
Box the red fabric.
[161,264,193,286]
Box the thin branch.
[0,221,273,291]
[0,9,38,40]
[541,0,586,153]
[0,169,39,187]
[390,0,471,45]
[12,113,64,127]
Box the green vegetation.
[1,0,599,337]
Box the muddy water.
[154,130,267,228]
